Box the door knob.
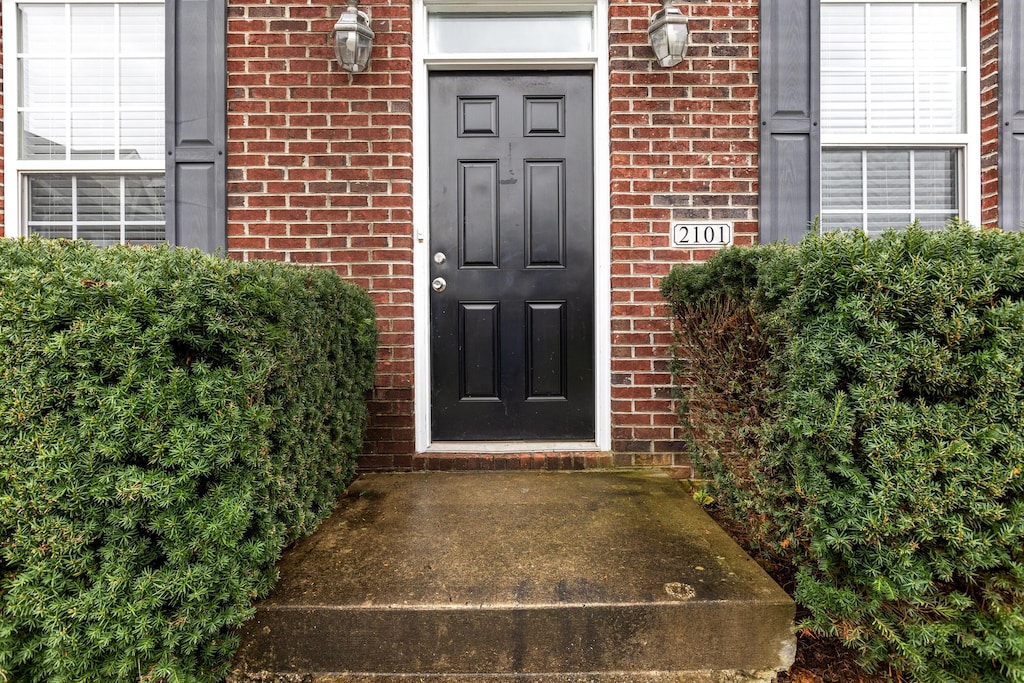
[431,277,447,292]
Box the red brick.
[198,0,1012,473]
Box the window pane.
[125,175,166,220]
[71,5,115,56]
[19,5,66,54]
[822,150,863,210]
[866,151,911,210]
[821,213,864,232]
[821,2,966,135]
[915,150,958,211]
[870,73,915,132]
[916,213,958,230]
[21,112,68,158]
[71,58,116,106]
[28,175,73,222]
[916,4,963,68]
[121,58,163,106]
[26,173,165,245]
[71,112,115,159]
[867,4,913,68]
[78,176,122,222]
[78,225,122,246]
[120,112,163,159]
[866,213,912,235]
[917,71,964,134]
[822,73,867,134]
[120,5,163,55]
[32,226,74,240]
[125,225,166,245]
[821,5,865,69]
[428,13,593,54]
[20,58,67,107]
[18,5,166,244]
[18,3,164,162]
[821,148,959,233]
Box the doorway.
[428,72,595,441]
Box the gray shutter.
[165,0,227,252]
[759,0,820,244]
[1000,0,1024,231]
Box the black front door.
[429,72,595,441]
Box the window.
[426,12,594,55]
[5,0,165,245]
[819,1,979,234]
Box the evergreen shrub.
[661,244,800,551]
[0,238,378,682]
[662,224,1024,682]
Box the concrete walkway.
[229,470,795,682]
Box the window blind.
[27,173,166,245]
[820,2,966,232]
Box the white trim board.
[411,0,611,453]
[425,442,601,454]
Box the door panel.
[460,302,501,399]
[526,302,567,399]
[459,162,500,268]
[429,72,595,441]
[525,161,566,267]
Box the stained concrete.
[229,471,795,682]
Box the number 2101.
[671,223,733,247]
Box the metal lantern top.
[332,1,374,73]
[648,0,689,68]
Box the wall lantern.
[332,0,374,73]
[648,0,689,68]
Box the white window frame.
[819,0,982,230]
[2,0,166,242]
[411,0,611,453]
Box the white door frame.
[411,0,611,452]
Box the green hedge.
[663,224,1024,682]
[0,238,378,682]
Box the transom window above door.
[427,13,593,54]
[819,0,979,235]
[420,2,599,61]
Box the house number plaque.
[671,222,733,248]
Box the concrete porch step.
[228,471,795,683]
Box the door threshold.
[425,441,600,454]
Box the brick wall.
[223,0,762,472]
[608,0,759,468]
[225,0,416,468]
[981,0,1000,227]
